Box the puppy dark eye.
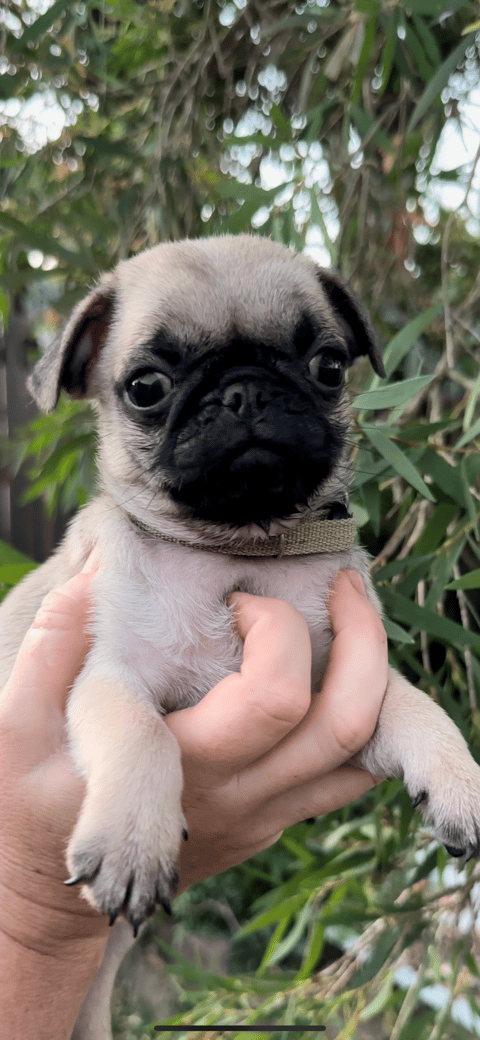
[126,370,172,409]
[308,352,345,389]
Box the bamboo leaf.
[380,587,480,650]
[382,617,415,644]
[457,413,480,449]
[382,304,443,378]
[408,35,475,131]
[354,375,433,410]
[8,0,69,49]
[446,569,480,591]
[361,426,436,501]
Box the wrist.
[0,881,108,1040]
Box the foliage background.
[1,0,480,1037]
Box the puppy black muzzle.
[157,366,346,526]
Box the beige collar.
[126,509,356,558]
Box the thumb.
[2,571,93,724]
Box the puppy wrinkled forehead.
[113,235,331,355]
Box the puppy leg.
[66,676,185,933]
[356,667,480,857]
[71,919,134,1040]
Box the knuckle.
[258,677,311,727]
[333,713,376,759]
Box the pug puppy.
[1,235,480,1040]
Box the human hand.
[0,564,109,1038]
[167,570,388,890]
[0,568,387,938]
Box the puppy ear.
[27,274,116,412]
[316,269,385,378]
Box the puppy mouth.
[168,437,335,527]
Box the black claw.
[132,922,139,939]
[64,872,90,887]
[182,828,189,841]
[161,897,172,916]
[170,868,179,895]
[108,911,118,927]
[412,790,428,809]
[121,874,134,912]
[444,844,466,858]
[305,817,316,825]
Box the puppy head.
[28,236,384,533]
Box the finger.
[1,572,93,729]
[253,765,380,835]
[229,592,312,689]
[238,576,388,803]
[166,594,312,777]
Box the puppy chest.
[90,548,346,711]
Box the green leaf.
[412,502,459,554]
[258,899,313,971]
[354,376,434,410]
[382,617,415,645]
[257,916,290,974]
[412,14,441,67]
[457,413,480,449]
[0,213,93,268]
[380,587,480,651]
[8,0,69,49]
[460,455,479,540]
[404,24,434,84]
[0,539,36,567]
[419,448,467,508]
[350,928,400,987]
[446,569,480,591]
[269,104,292,141]
[296,919,325,980]
[0,561,37,584]
[408,35,475,132]
[403,0,464,13]
[280,833,316,867]
[382,304,443,378]
[350,105,395,154]
[238,892,308,937]
[351,17,377,107]
[360,968,396,1020]
[361,426,436,501]
[213,181,279,204]
[378,17,398,94]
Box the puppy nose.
[222,382,269,415]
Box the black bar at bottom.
[154,1027,326,1033]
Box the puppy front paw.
[408,754,480,861]
[66,793,186,934]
